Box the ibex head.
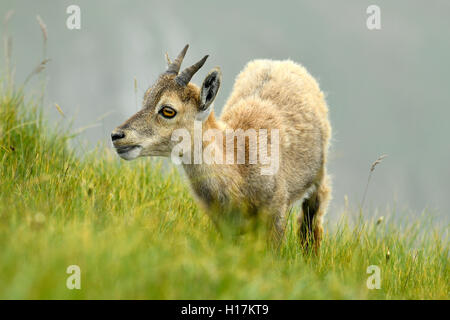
[111,45,221,160]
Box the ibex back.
[112,45,332,249]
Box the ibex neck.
[181,110,226,166]
[181,112,241,207]
[202,111,224,132]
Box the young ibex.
[112,45,332,249]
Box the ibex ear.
[197,68,221,121]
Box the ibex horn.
[175,55,209,86]
[165,44,189,75]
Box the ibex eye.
[159,106,177,119]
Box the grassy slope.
[0,81,448,300]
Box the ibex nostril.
[111,131,125,141]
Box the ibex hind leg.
[298,173,331,252]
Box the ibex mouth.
[115,145,142,160]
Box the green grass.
[0,74,448,300]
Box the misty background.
[1,0,449,222]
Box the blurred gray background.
[1,0,449,222]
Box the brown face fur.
[112,74,202,160]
